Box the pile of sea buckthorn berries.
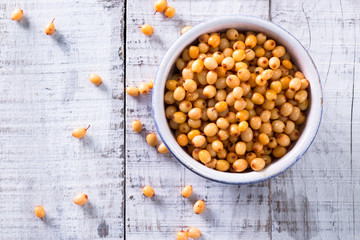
[164,29,310,173]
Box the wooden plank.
[125,0,271,239]
[0,0,125,239]
[270,0,360,239]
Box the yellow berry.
[34,205,45,218]
[131,120,142,133]
[193,199,205,214]
[45,19,55,35]
[140,24,154,36]
[146,133,158,147]
[154,0,167,12]
[126,86,140,97]
[72,126,90,139]
[250,158,266,171]
[165,6,175,18]
[177,231,188,240]
[89,73,102,85]
[158,143,169,154]
[187,227,201,239]
[139,82,150,94]
[73,193,88,205]
[148,78,154,89]
[143,186,155,198]
[11,9,24,21]
[181,185,193,198]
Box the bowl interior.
[152,16,322,184]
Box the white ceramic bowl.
[152,16,322,184]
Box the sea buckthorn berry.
[143,186,155,198]
[188,108,203,120]
[204,57,218,70]
[146,133,158,147]
[208,33,221,48]
[232,86,244,99]
[215,101,228,112]
[233,159,248,172]
[277,133,291,147]
[206,70,218,84]
[199,33,210,43]
[271,45,285,57]
[34,205,45,218]
[264,39,276,50]
[193,200,206,214]
[250,116,262,130]
[222,57,235,70]
[295,90,308,103]
[273,146,287,158]
[183,79,197,93]
[131,120,142,133]
[89,73,102,85]
[189,46,199,59]
[177,231,188,240]
[148,79,154,89]
[73,193,88,205]
[126,86,139,96]
[235,141,246,155]
[199,150,211,164]
[216,160,230,171]
[154,0,167,12]
[140,24,154,36]
[280,102,294,116]
[173,112,187,124]
[176,133,189,147]
[204,123,219,137]
[164,91,175,104]
[245,35,257,48]
[232,49,246,61]
[212,140,224,152]
[238,121,249,132]
[237,69,251,81]
[45,19,55,35]
[300,79,310,90]
[181,185,193,198]
[203,85,217,98]
[256,33,267,45]
[255,74,267,86]
[282,59,293,70]
[251,93,265,105]
[158,143,169,153]
[11,9,24,21]
[72,125,90,138]
[289,78,301,91]
[192,135,206,147]
[226,28,239,40]
[139,82,150,94]
[226,75,240,88]
[250,158,265,171]
[191,59,204,73]
[272,120,285,133]
[164,6,175,18]
[265,90,277,101]
[181,26,192,34]
[187,227,202,239]
[173,86,186,101]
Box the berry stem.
[85,125,90,130]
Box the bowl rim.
[152,15,323,185]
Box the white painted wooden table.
[0,0,359,239]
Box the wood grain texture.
[125,0,360,239]
[0,0,125,239]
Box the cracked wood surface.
[0,0,359,239]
